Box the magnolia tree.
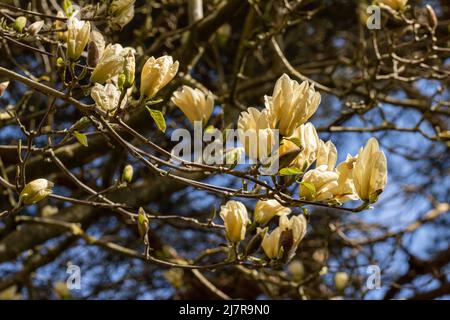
[0,0,448,300]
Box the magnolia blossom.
[171,86,214,125]
[261,215,307,261]
[55,12,68,41]
[377,0,408,10]
[300,165,339,201]
[20,179,54,205]
[238,108,277,162]
[279,123,319,171]
[332,154,359,203]
[67,17,91,60]
[220,200,249,243]
[87,30,106,67]
[265,74,321,137]
[91,44,131,84]
[140,56,179,99]
[123,49,135,88]
[28,20,45,35]
[110,0,135,29]
[91,83,127,112]
[316,140,337,171]
[254,199,291,226]
[353,138,388,202]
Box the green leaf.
[63,0,73,17]
[279,167,303,176]
[146,107,166,133]
[301,181,316,197]
[73,131,88,147]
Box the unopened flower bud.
[13,16,27,33]
[220,200,249,244]
[426,5,438,31]
[123,49,135,88]
[121,164,133,183]
[117,73,126,90]
[140,55,179,99]
[56,57,65,68]
[27,20,45,35]
[110,0,135,29]
[20,179,54,205]
[137,207,149,239]
[0,81,10,97]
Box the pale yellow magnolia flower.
[238,107,277,162]
[140,55,179,99]
[377,0,408,11]
[332,154,359,203]
[261,215,307,261]
[353,138,387,202]
[123,49,135,88]
[90,83,127,112]
[91,44,129,84]
[20,179,54,205]
[316,140,337,171]
[67,17,91,60]
[171,86,214,125]
[110,0,135,29]
[261,226,282,260]
[265,74,321,137]
[300,165,339,201]
[279,123,319,171]
[254,199,291,225]
[90,30,105,57]
[87,30,106,67]
[55,11,68,41]
[220,200,249,243]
